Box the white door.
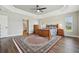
[0,15,8,38]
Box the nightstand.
[57,29,64,36]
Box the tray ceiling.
[14,5,64,15]
[1,5,79,19]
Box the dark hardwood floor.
[0,36,79,53]
[0,37,19,53]
[48,37,79,53]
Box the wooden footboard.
[33,25,51,39]
[36,29,51,40]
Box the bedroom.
[0,5,79,53]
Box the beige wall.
[39,11,79,36]
[0,8,39,36]
[8,12,25,36]
[29,19,39,33]
[0,6,79,37]
[0,10,26,36]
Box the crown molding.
[2,5,79,19]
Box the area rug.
[12,35,62,53]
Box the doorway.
[23,19,29,36]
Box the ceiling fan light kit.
[37,10,40,12]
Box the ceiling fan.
[33,5,47,13]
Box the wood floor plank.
[0,36,79,53]
[48,37,79,53]
[0,38,19,53]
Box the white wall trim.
[65,35,79,38]
[0,35,22,39]
[8,34,22,37]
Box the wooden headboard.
[46,25,57,29]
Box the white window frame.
[65,16,73,33]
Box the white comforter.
[50,28,57,36]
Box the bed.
[34,25,57,40]
[46,25,57,36]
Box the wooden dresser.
[34,25,40,34]
[57,29,64,36]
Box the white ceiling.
[14,5,64,15]
[1,5,79,19]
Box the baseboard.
[65,35,79,38]
[0,35,22,39]
[8,35,22,37]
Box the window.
[65,16,73,32]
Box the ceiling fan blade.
[32,5,47,13]
[39,7,46,10]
